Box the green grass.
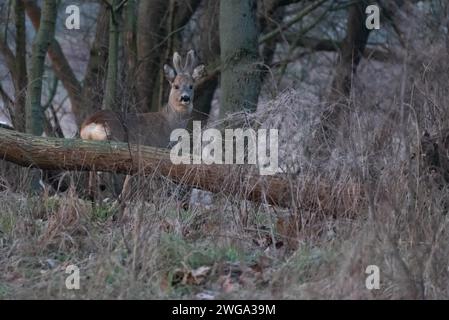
[91,203,118,222]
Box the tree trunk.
[80,3,110,120]
[24,0,82,126]
[25,0,58,135]
[192,0,220,123]
[124,0,137,75]
[136,0,169,112]
[123,0,137,95]
[219,0,262,118]
[258,0,288,91]
[329,2,371,101]
[193,0,298,123]
[319,1,371,140]
[14,0,27,132]
[103,0,121,111]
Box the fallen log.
[0,128,364,212]
[0,127,293,207]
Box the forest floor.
[0,158,359,299]
[0,179,334,299]
[1,154,447,300]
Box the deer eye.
[174,85,180,90]
[189,85,193,90]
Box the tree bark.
[318,0,371,143]
[191,0,220,123]
[103,0,121,111]
[24,0,82,125]
[136,0,170,112]
[329,1,371,102]
[80,3,110,120]
[124,0,137,79]
[25,0,58,135]
[219,0,262,117]
[14,0,27,132]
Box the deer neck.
[161,102,192,127]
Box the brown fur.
[80,106,190,148]
[80,51,205,148]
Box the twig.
[115,0,129,12]
[259,0,328,44]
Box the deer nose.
[180,94,191,103]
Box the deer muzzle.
[180,94,191,104]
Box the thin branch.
[259,0,328,44]
[115,0,129,12]
[277,1,333,83]
[47,103,64,138]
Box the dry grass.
[2,74,449,299]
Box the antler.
[172,52,183,74]
[183,50,197,75]
[171,50,198,75]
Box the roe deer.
[80,50,205,201]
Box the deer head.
[163,50,206,113]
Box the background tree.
[25,0,58,135]
[219,0,262,118]
[191,0,220,123]
[13,0,27,132]
[103,0,122,111]
[320,0,371,136]
[80,2,110,121]
[24,1,83,126]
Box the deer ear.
[172,52,183,74]
[184,50,196,74]
[164,64,176,83]
[192,64,206,82]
